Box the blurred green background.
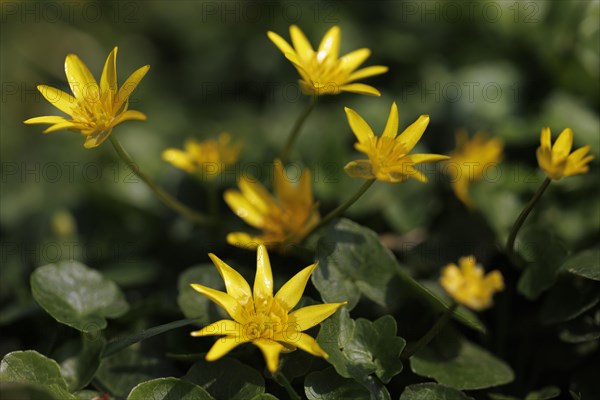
[1,0,599,396]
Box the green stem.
[279,95,317,163]
[401,302,458,360]
[273,371,301,400]
[305,179,376,238]
[109,135,213,226]
[505,177,551,260]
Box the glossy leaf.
[127,377,214,400]
[304,367,371,400]
[59,332,106,391]
[562,248,600,281]
[400,383,474,400]
[30,261,129,332]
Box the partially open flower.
[24,47,149,148]
[190,245,346,373]
[536,127,593,180]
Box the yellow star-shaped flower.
[440,256,504,311]
[190,245,346,373]
[24,47,150,148]
[224,160,319,251]
[162,133,241,181]
[447,132,504,207]
[344,102,449,183]
[536,127,593,180]
[268,25,388,96]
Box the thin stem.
[305,179,376,238]
[505,177,551,260]
[401,302,458,360]
[273,371,301,400]
[279,95,317,163]
[109,135,213,226]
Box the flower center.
[244,297,289,341]
[306,57,346,89]
[72,96,114,133]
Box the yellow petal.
[162,149,196,172]
[451,178,474,208]
[405,153,450,164]
[24,116,69,125]
[316,26,340,62]
[540,127,551,151]
[254,245,273,301]
[111,110,147,126]
[273,159,296,204]
[239,176,276,215]
[64,54,99,101]
[100,47,118,105]
[344,160,375,179]
[344,107,375,144]
[288,302,346,331]
[208,253,252,304]
[267,31,295,58]
[347,65,388,83]
[297,168,314,207]
[274,263,318,312]
[396,115,430,152]
[396,164,428,183]
[36,85,76,115]
[339,83,381,96]
[253,338,285,373]
[568,145,591,163]
[114,65,150,114]
[83,129,113,149]
[224,189,265,229]
[290,25,314,62]
[226,232,262,250]
[205,336,251,361]
[484,271,504,291]
[190,319,241,337]
[289,332,328,358]
[339,48,371,71]
[552,128,573,158]
[190,283,244,322]
[42,121,77,134]
[382,102,399,139]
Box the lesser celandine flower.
[224,160,319,251]
[267,25,388,96]
[440,256,504,311]
[536,127,593,180]
[24,47,150,149]
[447,132,504,207]
[190,245,346,373]
[344,102,450,183]
[162,133,241,180]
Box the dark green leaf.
[410,328,514,390]
[317,308,405,384]
[183,358,264,400]
[559,309,600,343]
[59,332,106,391]
[562,248,600,281]
[524,386,561,400]
[30,261,129,332]
[516,228,568,300]
[540,275,600,324]
[0,382,77,400]
[304,367,370,400]
[127,377,214,400]
[400,383,474,400]
[250,395,279,400]
[177,264,226,323]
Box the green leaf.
[177,264,226,322]
[562,248,600,281]
[96,347,178,398]
[317,308,405,384]
[103,318,199,358]
[250,395,280,400]
[0,351,77,400]
[304,367,370,400]
[516,228,568,300]
[540,275,600,324]
[524,386,561,400]
[410,328,514,390]
[30,261,129,332]
[58,332,106,391]
[400,383,474,400]
[314,219,485,333]
[127,377,214,400]
[559,309,600,343]
[183,358,265,400]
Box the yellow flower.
[344,102,450,183]
[24,47,150,149]
[224,160,319,251]
[447,131,504,207]
[267,25,388,96]
[162,133,241,180]
[536,127,593,180]
[440,256,504,311]
[190,245,346,373]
